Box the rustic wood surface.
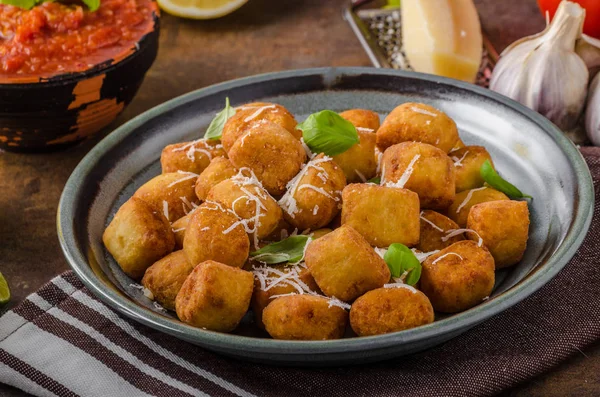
[0,0,598,395]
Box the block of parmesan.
[402,0,483,83]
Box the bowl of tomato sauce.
[0,0,160,152]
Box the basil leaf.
[250,235,310,264]
[367,176,381,184]
[297,110,360,156]
[0,0,38,9]
[383,243,422,286]
[205,97,236,140]
[82,0,100,11]
[480,160,532,199]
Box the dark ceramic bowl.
[58,68,594,366]
[0,11,160,153]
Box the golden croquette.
[103,197,175,280]
[176,260,254,332]
[376,102,460,153]
[228,120,306,196]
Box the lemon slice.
[0,272,10,306]
[158,0,248,19]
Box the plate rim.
[57,67,595,356]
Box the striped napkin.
[1,147,600,397]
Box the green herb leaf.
[383,243,421,286]
[367,176,381,184]
[250,235,310,264]
[82,0,100,11]
[480,160,532,199]
[205,97,236,140]
[382,0,401,10]
[297,110,360,156]
[0,0,38,9]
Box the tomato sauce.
[0,0,157,79]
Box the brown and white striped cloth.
[1,147,600,397]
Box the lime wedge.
[0,273,10,305]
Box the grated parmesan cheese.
[374,247,387,259]
[300,138,316,159]
[412,249,440,263]
[312,205,319,216]
[236,105,263,111]
[219,168,276,249]
[383,283,418,293]
[297,184,339,201]
[144,288,155,300]
[180,196,197,215]
[130,283,155,300]
[354,169,367,182]
[316,171,328,183]
[280,229,289,240]
[202,199,253,240]
[455,187,487,214]
[153,301,167,313]
[432,252,464,264]
[203,200,234,215]
[375,148,383,175]
[269,292,300,299]
[356,127,374,132]
[239,130,254,147]
[171,139,214,162]
[385,154,420,189]
[162,201,169,220]
[252,264,350,310]
[253,265,309,295]
[278,156,334,218]
[393,273,408,284]
[420,211,444,232]
[243,105,277,122]
[327,297,351,310]
[442,228,483,247]
[263,271,305,293]
[452,151,469,167]
[172,227,186,233]
[410,106,438,117]
[167,171,199,188]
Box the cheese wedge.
[402,0,483,83]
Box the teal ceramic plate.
[58,67,594,366]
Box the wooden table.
[0,0,598,395]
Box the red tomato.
[538,0,600,39]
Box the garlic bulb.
[490,1,588,131]
[576,34,600,78]
[585,72,600,145]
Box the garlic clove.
[497,20,551,57]
[490,1,588,131]
[585,73,600,146]
[576,34,600,78]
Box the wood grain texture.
[0,0,598,395]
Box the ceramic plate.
[58,67,594,366]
